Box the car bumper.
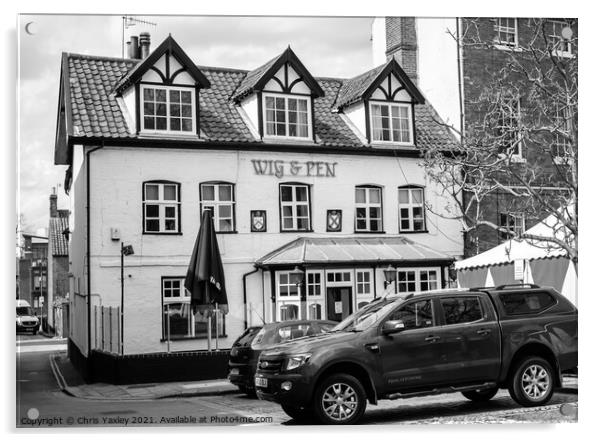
[227,362,255,389]
[254,372,312,407]
[16,324,39,332]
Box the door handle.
[477,328,491,336]
[425,335,440,343]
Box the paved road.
[16,335,577,427]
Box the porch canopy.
[255,236,454,268]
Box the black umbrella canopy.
[185,210,229,314]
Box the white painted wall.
[77,146,463,354]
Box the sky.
[17,14,375,234]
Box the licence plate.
[255,376,268,388]
[230,368,239,376]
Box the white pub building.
[54,33,463,382]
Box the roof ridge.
[65,52,139,64]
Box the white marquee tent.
[455,212,577,306]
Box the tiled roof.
[256,236,454,267]
[64,52,457,151]
[49,217,69,256]
[334,64,387,109]
[230,53,281,101]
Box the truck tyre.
[281,404,314,422]
[508,356,554,407]
[462,387,498,402]
[313,373,366,425]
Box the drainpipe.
[86,144,103,360]
[242,266,259,329]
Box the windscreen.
[332,298,399,332]
[17,307,35,316]
[232,326,262,347]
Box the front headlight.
[284,353,312,371]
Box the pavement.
[49,349,577,402]
[50,351,239,401]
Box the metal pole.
[166,306,171,354]
[207,311,212,352]
[215,302,219,351]
[101,306,105,351]
[120,243,124,355]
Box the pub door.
[326,287,353,322]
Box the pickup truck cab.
[255,285,577,424]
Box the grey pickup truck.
[255,284,578,424]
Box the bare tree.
[421,18,577,270]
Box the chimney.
[128,35,140,59]
[385,17,418,84]
[139,32,151,59]
[50,188,58,218]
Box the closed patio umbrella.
[185,210,229,315]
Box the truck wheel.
[281,404,314,422]
[509,356,554,407]
[313,374,366,425]
[462,387,498,402]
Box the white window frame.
[500,213,526,238]
[369,101,414,145]
[275,270,302,321]
[140,85,196,135]
[306,270,325,320]
[355,186,383,232]
[262,92,313,141]
[494,18,518,48]
[548,20,573,57]
[143,182,180,233]
[279,183,311,231]
[200,183,236,232]
[355,268,374,310]
[497,96,524,162]
[553,103,573,164]
[398,187,426,232]
[396,267,441,294]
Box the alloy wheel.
[321,382,358,422]
[521,364,550,399]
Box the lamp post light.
[383,265,396,289]
[290,265,305,286]
[120,243,134,355]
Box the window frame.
[496,96,524,161]
[396,267,441,294]
[398,185,427,232]
[368,101,414,145]
[139,84,196,135]
[499,212,525,239]
[355,185,384,233]
[494,18,518,48]
[548,20,573,57]
[142,180,182,235]
[279,183,312,232]
[199,182,236,233]
[385,298,435,331]
[275,270,302,321]
[262,92,313,141]
[552,103,573,164]
[160,276,226,340]
[439,296,486,326]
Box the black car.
[228,320,336,395]
[255,285,578,424]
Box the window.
[495,18,518,47]
[306,272,322,297]
[162,278,225,339]
[496,96,522,158]
[499,291,557,315]
[553,104,573,163]
[356,271,372,296]
[355,186,383,232]
[389,299,433,330]
[308,303,323,320]
[397,268,441,294]
[276,271,302,321]
[398,187,426,232]
[142,86,194,133]
[200,183,235,232]
[280,184,311,231]
[143,182,180,233]
[548,20,573,55]
[441,297,483,325]
[500,213,525,239]
[326,271,352,283]
[264,94,311,139]
[370,102,412,143]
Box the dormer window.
[370,102,412,144]
[141,86,195,134]
[264,93,311,139]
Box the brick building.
[373,17,577,257]
[17,234,48,315]
[48,188,70,332]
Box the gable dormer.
[231,47,324,143]
[335,59,425,146]
[114,35,210,137]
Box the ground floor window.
[396,268,441,294]
[162,277,225,339]
[275,271,302,321]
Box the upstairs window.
[355,186,383,232]
[398,187,426,232]
[263,94,311,139]
[495,18,518,47]
[141,86,195,134]
[370,102,412,144]
[200,183,235,232]
[143,182,180,233]
[280,183,311,231]
[548,20,573,56]
[499,212,525,239]
[496,96,522,159]
[553,104,573,163]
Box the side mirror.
[382,320,405,335]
